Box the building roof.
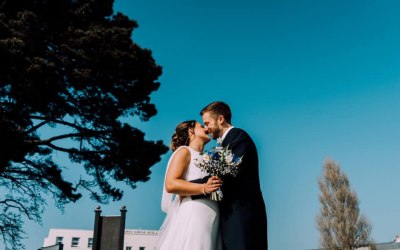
[373,242,400,250]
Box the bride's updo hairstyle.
[170,120,196,152]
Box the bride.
[156,120,223,250]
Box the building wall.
[124,229,159,250]
[44,229,94,250]
[43,228,159,250]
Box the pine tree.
[0,0,168,248]
[317,159,373,250]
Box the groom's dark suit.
[219,127,267,250]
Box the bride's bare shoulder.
[170,146,191,162]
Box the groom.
[200,101,268,250]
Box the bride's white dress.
[156,146,222,250]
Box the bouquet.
[194,139,242,201]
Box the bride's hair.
[170,120,196,152]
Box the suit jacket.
[219,127,268,250]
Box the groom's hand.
[189,176,210,200]
[189,176,209,184]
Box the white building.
[43,228,159,250]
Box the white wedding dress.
[156,146,222,250]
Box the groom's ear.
[217,115,225,125]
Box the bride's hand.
[204,176,223,194]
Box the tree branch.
[46,143,79,154]
[29,115,89,133]
[25,120,50,134]
[0,0,8,11]
[45,143,109,155]
[25,132,84,144]
[0,199,34,220]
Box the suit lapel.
[221,128,237,147]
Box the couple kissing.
[156,101,268,250]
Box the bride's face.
[192,122,211,143]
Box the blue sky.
[12,1,400,249]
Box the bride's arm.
[165,148,221,196]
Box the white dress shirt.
[220,126,235,143]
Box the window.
[125,247,132,250]
[139,247,145,250]
[88,238,93,247]
[55,236,63,244]
[71,237,80,247]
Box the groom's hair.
[200,101,232,124]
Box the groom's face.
[201,112,221,140]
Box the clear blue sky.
[15,0,400,249]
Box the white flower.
[217,137,223,145]
[215,146,223,152]
[195,157,204,165]
[225,153,233,164]
[202,154,211,163]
